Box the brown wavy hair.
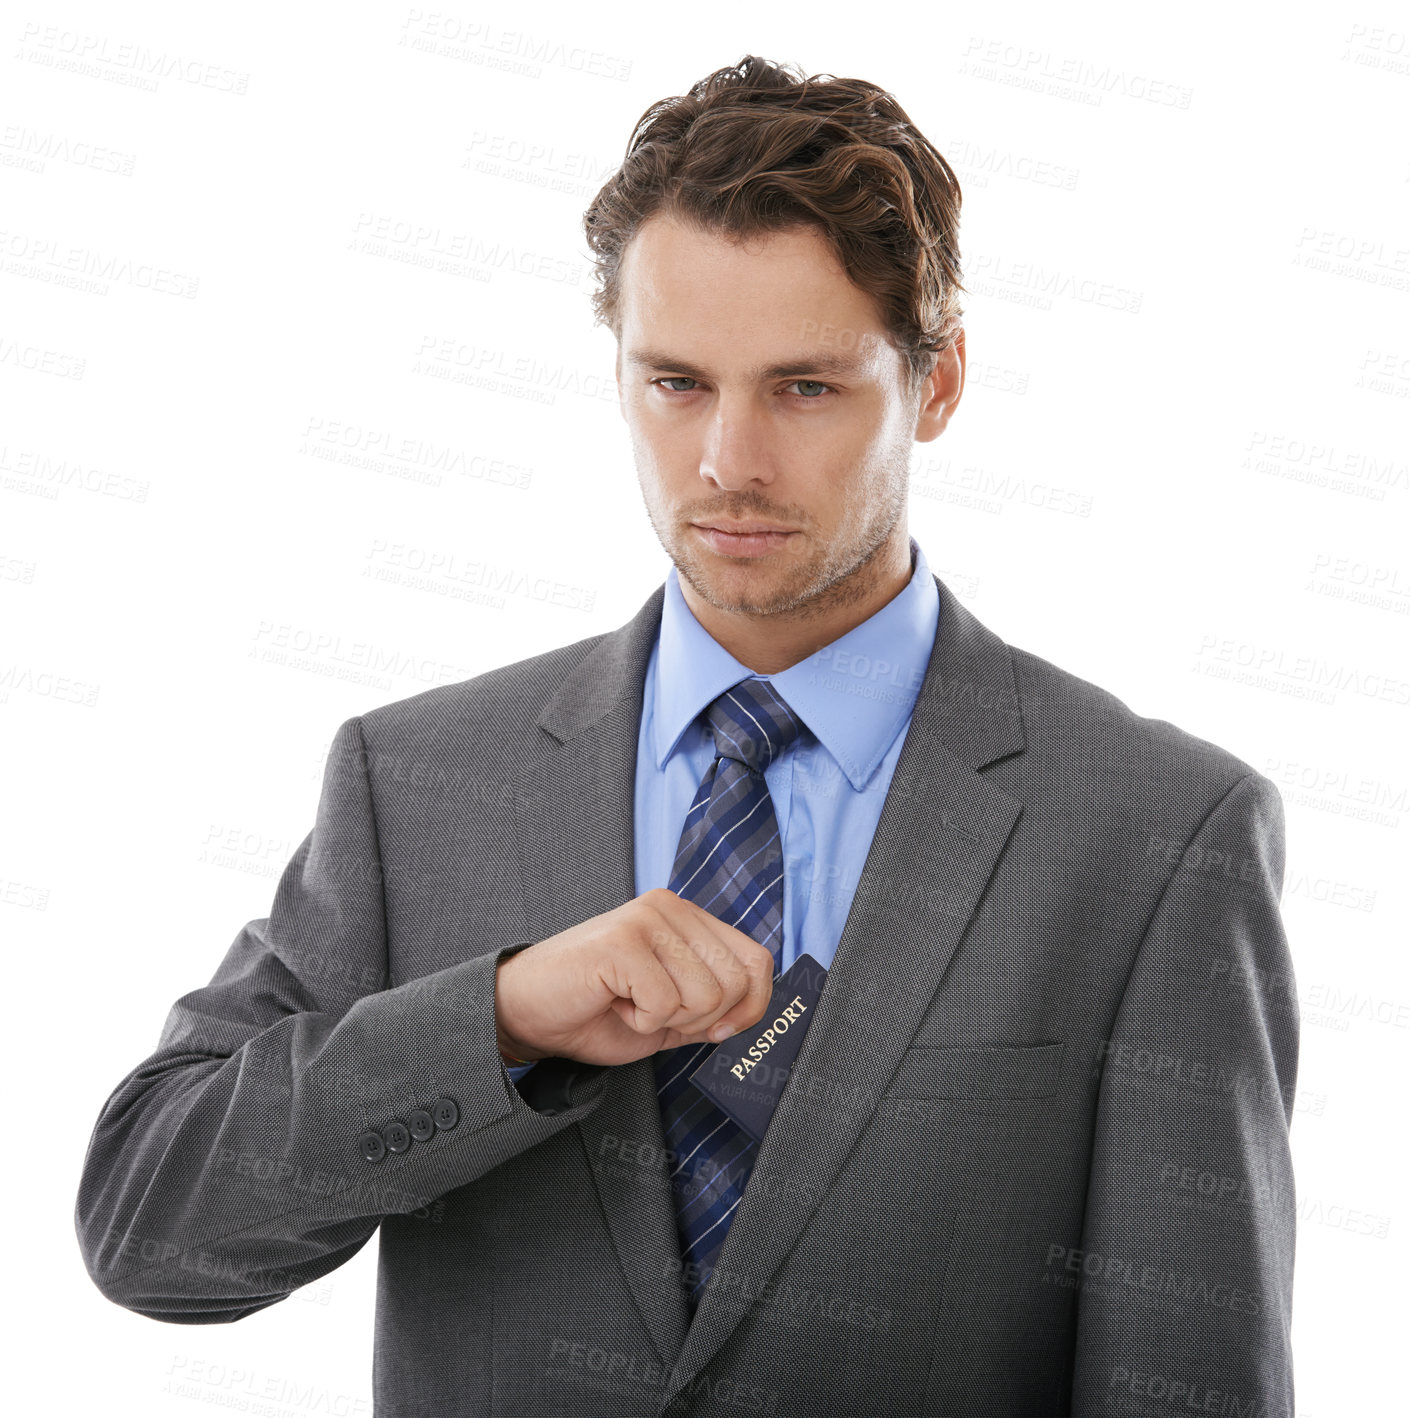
[583,53,964,399]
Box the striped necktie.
[653,675,809,1313]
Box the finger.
[606,994,674,1052]
[639,893,779,1048]
[649,930,731,1027]
[653,906,780,1041]
[670,891,778,977]
[660,891,774,992]
[646,922,775,1046]
[694,943,775,1043]
[654,950,773,1048]
[601,941,687,1036]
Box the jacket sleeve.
[1070,771,1299,1418]
[74,714,609,1323]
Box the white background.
[4,1,1407,1413]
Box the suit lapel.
[514,573,1028,1399]
[514,585,694,1369]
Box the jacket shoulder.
[354,626,611,747]
[1007,640,1273,809]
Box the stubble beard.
[648,470,907,626]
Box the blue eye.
[651,377,835,401]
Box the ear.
[914,329,965,443]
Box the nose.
[698,395,776,491]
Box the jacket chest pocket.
[882,1041,1065,1100]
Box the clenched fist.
[495,888,777,1068]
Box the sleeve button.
[358,1130,387,1163]
[407,1109,435,1142]
[431,1097,459,1130]
[382,1121,412,1154]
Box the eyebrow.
[621,349,869,381]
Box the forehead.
[617,212,893,373]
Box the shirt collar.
[652,534,939,792]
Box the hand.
[495,888,777,1067]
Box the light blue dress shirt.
[505,534,940,1081]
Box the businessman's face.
[614,212,962,631]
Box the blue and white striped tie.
[653,676,809,1312]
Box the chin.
[695,560,808,617]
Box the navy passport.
[687,952,829,1145]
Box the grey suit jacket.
[75,574,1298,1417]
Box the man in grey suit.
[76,54,1298,1418]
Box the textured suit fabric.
[74,572,1299,1418]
